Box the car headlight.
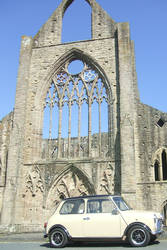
[160,213,164,224]
[154,214,157,223]
[154,214,163,231]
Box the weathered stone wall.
[0,0,122,231]
[33,0,116,48]
[0,0,166,232]
[0,112,13,215]
[135,103,167,212]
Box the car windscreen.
[113,197,131,211]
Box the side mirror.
[112,208,119,215]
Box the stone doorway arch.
[46,164,95,215]
[162,201,167,226]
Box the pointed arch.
[46,164,95,212]
[52,164,95,192]
[62,0,91,43]
[36,48,112,106]
[154,160,160,181]
[35,48,113,159]
[61,0,95,16]
[162,150,167,180]
[161,200,167,226]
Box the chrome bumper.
[44,234,48,238]
[152,219,164,235]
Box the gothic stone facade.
[0,0,167,232]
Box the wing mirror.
[112,208,119,215]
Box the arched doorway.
[163,202,167,226]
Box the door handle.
[83,217,90,220]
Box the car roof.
[63,194,120,201]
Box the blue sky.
[0,0,167,120]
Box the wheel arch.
[124,222,152,236]
[48,224,72,239]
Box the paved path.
[0,232,45,243]
[0,241,167,250]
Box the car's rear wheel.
[128,225,151,247]
[49,228,68,248]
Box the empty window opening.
[71,101,79,138]
[62,0,91,43]
[81,101,88,137]
[154,161,160,181]
[162,150,167,180]
[153,148,167,181]
[68,60,84,75]
[91,101,99,135]
[62,102,69,139]
[43,105,51,139]
[163,203,167,226]
[101,100,108,133]
[42,58,110,159]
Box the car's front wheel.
[49,228,68,248]
[127,225,151,247]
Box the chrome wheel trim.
[51,231,64,247]
[131,228,147,246]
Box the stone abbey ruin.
[0,0,167,232]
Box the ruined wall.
[136,103,167,213]
[0,0,125,232]
[0,0,166,233]
[12,38,119,231]
[0,112,13,215]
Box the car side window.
[87,199,116,213]
[101,200,116,213]
[60,199,85,214]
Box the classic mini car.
[44,195,163,247]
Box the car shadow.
[40,240,161,248]
[40,242,130,248]
[149,240,161,246]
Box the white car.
[44,195,163,247]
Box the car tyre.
[49,228,68,248]
[128,225,151,247]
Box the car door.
[83,198,122,238]
[58,198,85,237]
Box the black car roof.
[63,194,120,201]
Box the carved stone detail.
[46,170,91,211]
[25,166,44,196]
[99,162,114,194]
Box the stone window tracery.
[42,59,110,159]
[153,148,167,181]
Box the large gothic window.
[42,58,110,159]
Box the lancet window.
[42,59,110,159]
[153,148,167,181]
